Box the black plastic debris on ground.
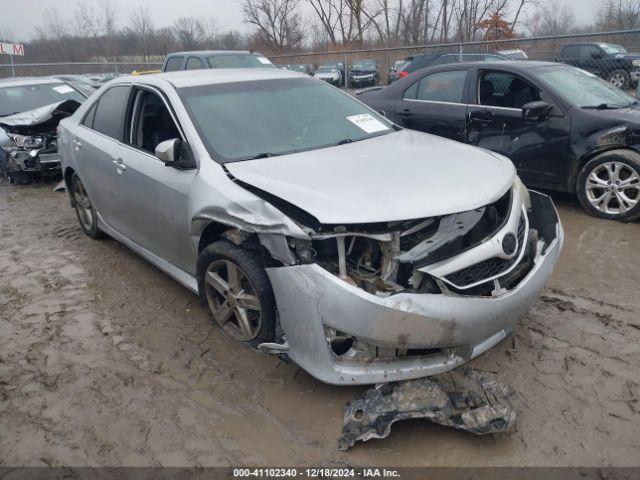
[338,367,516,450]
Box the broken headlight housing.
[5,133,44,150]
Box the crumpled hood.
[0,99,81,135]
[226,129,516,225]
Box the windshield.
[207,54,275,69]
[317,67,337,73]
[0,82,85,117]
[535,66,638,109]
[600,43,627,55]
[352,60,376,69]
[180,78,393,162]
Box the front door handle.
[112,158,126,173]
[72,139,82,150]
[398,109,412,117]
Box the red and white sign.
[0,43,25,56]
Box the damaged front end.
[0,100,80,183]
[256,179,563,385]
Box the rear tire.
[608,69,631,90]
[577,150,640,222]
[71,173,104,238]
[197,240,276,349]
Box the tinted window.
[132,91,180,154]
[479,71,541,109]
[206,54,275,69]
[82,103,97,128]
[402,82,419,100]
[415,70,467,103]
[581,45,602,59]
[92,86,130,140]
[164,57,184,72]
[560,45,580,57]
[186,57,204,70]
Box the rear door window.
[415,70,467,103]
[186,57,204,70]
[92,85,131,141]
[164,57,184,72]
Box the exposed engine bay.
[260,177,540,300]
[0,99,81,183]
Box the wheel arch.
[573,146,640,192]
[64,167,76,206]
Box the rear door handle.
[398,109,412,117]
[112,158,126,173]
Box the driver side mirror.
[591,52,603,60]
[522,101,552,122]
[155,138,196,170]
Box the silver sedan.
[58,69,563,385]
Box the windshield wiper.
[336,138,354,145]
[246,152,283,160]
[582,103,625,110]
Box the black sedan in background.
[359,61,640,221]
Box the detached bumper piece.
[338,367,516,450]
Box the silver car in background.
[58,69,563,385]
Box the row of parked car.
[2,42,637,391]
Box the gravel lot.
[1,179,639,467]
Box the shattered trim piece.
[338,367,516,450]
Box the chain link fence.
[269,29,640,92]
[0,61,162,79]
[2,30,640,93]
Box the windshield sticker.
[257,57,272,65]
[53,85,74,94]
[346,114,389,134]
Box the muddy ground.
[0,179,639,468]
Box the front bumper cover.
[266,191,563,385]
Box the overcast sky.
[0,0,599,43]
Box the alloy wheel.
[73,178,94,231]
[204,259,262,342]
[585,161,640,215]
[609,72,626,89]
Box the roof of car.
[0,77,65,87]
[425,60,561,70]
[165,50,259,58]
[121,68,308,89]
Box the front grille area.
[445,213,527,288]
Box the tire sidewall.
[608,69,630,90]
[577,152,640,221]
[197,240,277,349]
[71,173,102,238]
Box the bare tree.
[172,17,205,50]
[131,6,155,60]
[527,0,575,35]
[597,0,640,30]
[243,0,305,52]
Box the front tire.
[197,241,276,349]
[608,69,631,90]
[577,150,640,221]
[71,173,104,238]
